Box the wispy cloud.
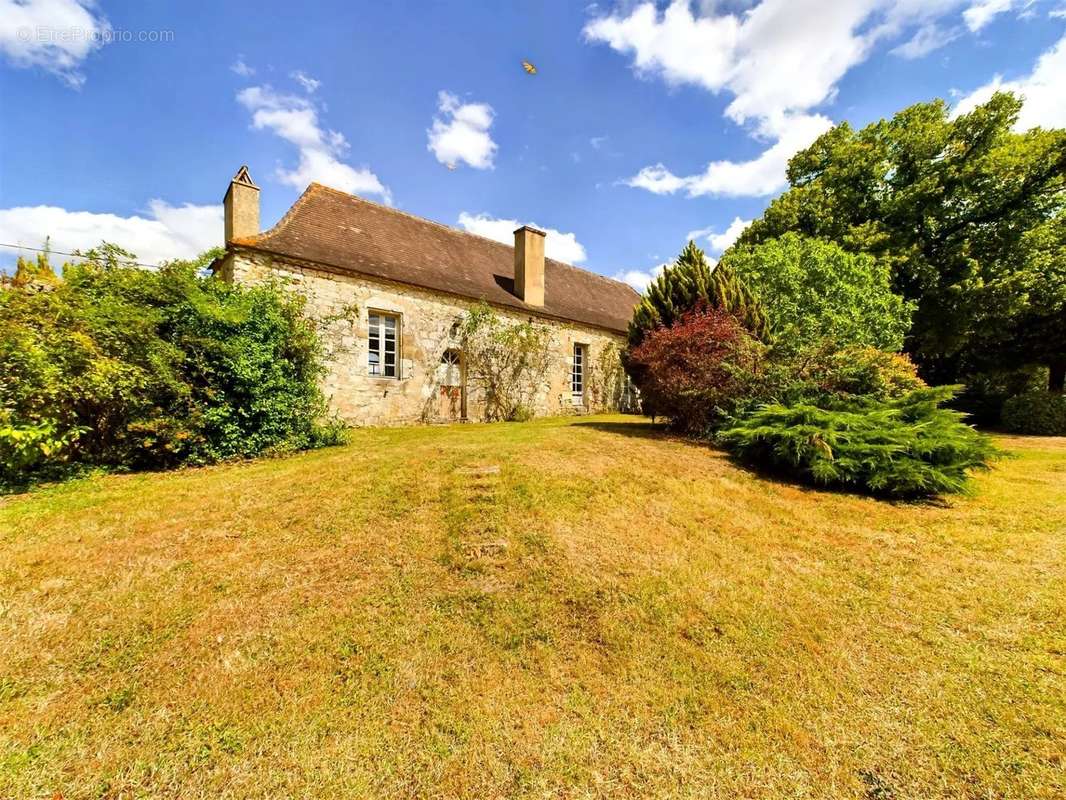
[230,56,255,77]
[686,217,752,253]
[892,23,961,59]
[963,0,1013,32]
[0,0,111,87]
[237,85,391,202]
[584,1,997,198]
[291,70,321,93]
[613,263,667,292]
[624,113,833,197]
[952,33,1066,130]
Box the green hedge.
[1002,391,1066,436]
[718,386,996,498]
[0,259,345,489]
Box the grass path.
[1,415,1063,798]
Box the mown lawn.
[0,415,1063,799]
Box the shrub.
[952,367,1046,427]
[781,345,926,405]
[718,386,997,498]
[627,306,767,434]
[1002,391,1066,436]
[0,253,344,489]
[0,415,87,486]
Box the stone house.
[213,167,640,425]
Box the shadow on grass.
[572,419,670,440]
[574,418,951,507]
[720,451,954,507]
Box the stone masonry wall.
[222,249,630,426]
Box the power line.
[0,242,162,269]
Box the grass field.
[1,415,1063,799]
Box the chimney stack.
[513,225,546,306]
[224,165,260,243]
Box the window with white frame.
[367,312,399,378]
[571,343,586,404]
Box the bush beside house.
[0,248,345,490]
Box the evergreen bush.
[628,241,769,347]
[718,386,996,498]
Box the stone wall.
[221,249,631,426]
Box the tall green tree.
[738,92,1066,390]
[720,232,913,352]
[628,240,769,346]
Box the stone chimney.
[224,165,260,243]
[513,225,546,306]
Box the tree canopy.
[628,240,769,346]
[737,92,1065,390]
[720,232,913,352]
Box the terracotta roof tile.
[234,184,640,333]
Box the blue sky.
[1,0,1063,288]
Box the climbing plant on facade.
[459,303,553,421]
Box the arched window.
[439,348,461,388]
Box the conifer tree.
[627,240,769,346]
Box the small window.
[368,312,399,378]
[439,348,461,388]
[571,343,585,403]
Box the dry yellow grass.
[0,415,1063,799]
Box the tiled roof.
[231,184,640,333]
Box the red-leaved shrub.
[627,306,765,434]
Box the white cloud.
[0,0,110,87]
[584,1,883,127]
[457,212,587,264]
[589,135,609,149]
[0,200,222,266]
[891,23,961,58]
[625,164,690,195]
[686,216,752,253]
[230,56,255,77]
[963,0,1012,31]
[625,112,833,197]
[237,85,391,202]
[613,263,667,292]
[427,91,498,169]
[952,34,1066,129]
[291,70,321,93]
[585,0,971,198]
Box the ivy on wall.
[459,303,553,422]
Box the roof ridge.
[305,182,638,297]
